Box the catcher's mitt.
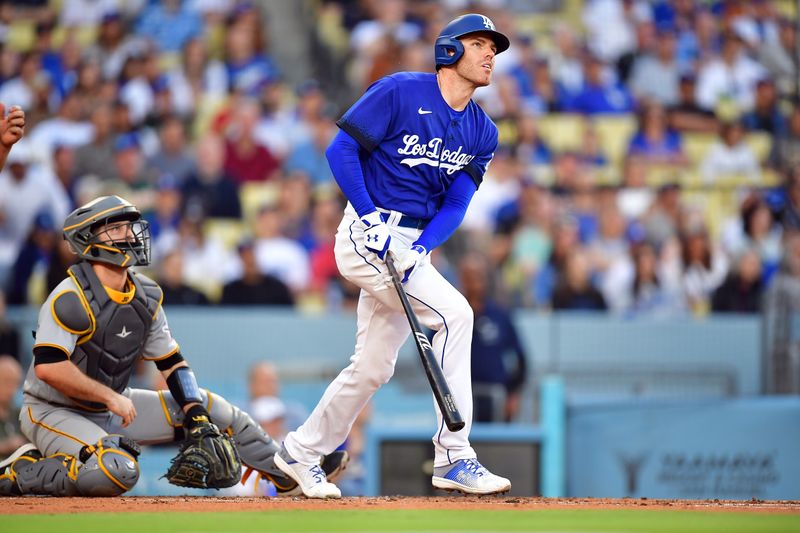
[165,421,242,489]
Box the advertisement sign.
[568,398,800,500]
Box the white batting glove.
[395,244,427,283]
[360,211,391,261]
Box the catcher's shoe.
[274,445,341,499]
[0,443,42,496]
[432,458,511,495]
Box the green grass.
[7,509,800,533]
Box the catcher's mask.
[63,195,151,267]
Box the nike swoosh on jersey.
[417,107,432,115]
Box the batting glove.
[361,211,392,261]
[395,244,427,283]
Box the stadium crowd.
[0,0,799,319]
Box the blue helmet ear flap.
[434,36,465,69]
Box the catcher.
[0,195,346,497]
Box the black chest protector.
[67,262,162,410]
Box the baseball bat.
[385,252,465,432]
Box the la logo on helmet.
[481,16,495,30]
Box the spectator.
[668,74,718,133]
[758,17,796,98]
[778,167,800,232]
[603,239,686,316]
[569,54,636,115]
[722,194,782,282]
[158,249,210,306]
[460,252,528,423]
[247,362,288,440]
[85,11,145,82]
[695,32,765,113]
[284,114,337,186]
[533,216,579,308]
[166,37,228,117]
[275,171,314,249]
[224,99,281,184]
[0,355,26,461]
[515,114,553,166]
[0,292,20,363]
[136,0,203,53]
[627,101,687,165]
[0,52,50,115]
[146,115,195,186]
[221,240,294,306]
[224,5,279,96]
[772,107,800,172]
[60,0,121,27]
[462,146,522,235]
[146,174,183,243]
[629,27,680,106]
[249,204,310,293]
[711,248,764,313]
[741,79,787,137]
[4,211,58,305]
[74,104,116,182]
[552,248,608,311]
[617,155,656,220]
[169,213,237,297]
[27,91,94,160]
[182,134,242,219]
[700,121,761,184]
[0,140,70,287]
[680,223,729,315]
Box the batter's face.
[455,33,497,87]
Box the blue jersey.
[336,72,498,220]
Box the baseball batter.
[0,195,346,497]
[275,13,512,498]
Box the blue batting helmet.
[434,13,510,69]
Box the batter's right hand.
[107,394,137,427]
[360,211,391,261]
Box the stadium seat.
[683,132,718,165]
[6,21,35,51]
[746,132,773,164]
[591,114,637,166]
[203,218,246,251]
[239,181,280,222]
[536,113,585,152]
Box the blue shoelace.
[462,459,487,477]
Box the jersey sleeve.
[33,281,82,359]
[141,307,180,361]
[461,118,498,189]
[336,76,397,152]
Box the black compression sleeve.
[154,351,185,371]
[33,345,69,365]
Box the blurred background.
[1,0,800,500]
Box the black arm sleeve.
[33,345,70,365]
[154,351,185,371]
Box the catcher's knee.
[76,435,141,496]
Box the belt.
[378,209,428,230]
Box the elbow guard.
[166,366,203,408]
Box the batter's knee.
[76,435,141,496]
[449,295,474,330]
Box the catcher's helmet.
[63,195,151,267]
[434,13,510,70]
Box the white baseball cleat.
[274,445,341,499]
[432,458,511,495]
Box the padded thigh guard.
[206,392,280,473]
[76,436,141,496]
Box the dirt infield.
[2,496,800,515]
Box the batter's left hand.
[0,104,25,147]
[395,244,427,283]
